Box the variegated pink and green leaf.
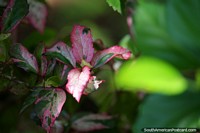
[1,0,29,32]
[27,0,47,33]
[10,43,39,73]
[33,88,66,133]
[45,41,76,67]
[71,25,94,63]
[91,46,131,68]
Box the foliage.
[0,0,200,133]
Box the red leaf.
[71,25,94,63]
[66,66,91,102]
[27,0,47,33]
[72,114,112,132]
[91,46,131,68]
[46,41,76,67]
[11,43,39,73]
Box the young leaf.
[0,33,11,41]
[27,0,47,33]
[33,88,66,133]
[66,66,91,102]
[84,76,103,95]
[91,46,131,68]
[1,0,29,32]
[106,0,122,14]
[10,43,39,73]
[71,113,113,132]
[71,25,94,63]
[45,41,76,67]
[45,76,61,87]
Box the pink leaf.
[71,25,94,63]
[91,46,131,68]
[72,114,113,132]
[27,0,47,33]
[46,41,76,67]
[11,43,39,73]
[84,76,103,95]
[66,66,91,102]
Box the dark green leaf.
[1,0,29,32]
[93,53,114,68]
[20,89,42,114]
[133,91,200,133]
[10,43,39,73]
[134,1,200,69]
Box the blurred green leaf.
[133,91,200,133]
[134,1,200,69]
[166,0,200,52]
[1,0,29,32]
[115,56,187,95]
[106,0,122,14]
[0,33,10,41]
[23,28,57,49]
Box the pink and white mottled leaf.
[33,88,66,133]
[27,0,47,33]
[72,113,113,132]
[91,46,131,68]
[1,0,29,32]
[46,41,76,67]
[71,25,94,63]
[10,43,39,73]
[84,76,103,95]
[66,66,91,102]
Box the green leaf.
[45,76,61,87]
[1,0,29,32]
[20,89,41,114]
[10,43,39,73]
[166,0,200,50]
[134,1,200,69]
[106,0,122,14]
[0,33,11,41]
[93,53,114,68]
[115,56,187,95]
[133,91,200,133]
